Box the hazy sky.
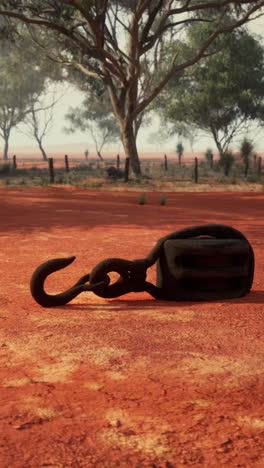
[7,13,264,157]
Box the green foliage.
[1,1,264,174]
[205,148,213,162]
[0,31,61,159]
[240,137,254,163]
[56,175,72,185]
[205,149,214,170]
[246,173,260,183]
[138,194,147,205]
[176,142,184,165]
[219,151,235,176]
[0,163,11,174]
[159,195,167,205]
[155,27,264,156]
[40,178,49,186]
[1,155,262,189]
[0,0,262,173]
[64,91,119,159]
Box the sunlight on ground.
[100,409,171,456]
[2,377,31,387]
[240,417,264,429]
[105,371,127,380]
[29,313,88,326]
[83,381,104,390]
[99,428,169,456]
[19,395,58,420]
[167,352,264,386]
[136,309,195,322]
[38,357,77,383]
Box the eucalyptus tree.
[64,90,119,160]
[1,1,264,174]
[0,43,45,159]
[240,137,254,165]
[240,136,254,176]
[0,24,62,160]
[20,86,61,161]
[154,28,264,159]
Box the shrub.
[219,151,234,176]
[215,175,226,184]
[0,163,11,175]
[247,174,260,183]
[176,142,184,165]
[159,195,167,205]
[106,166,124,179]
[240,137,253,163]
[40,178,49,186]
[205,148,214,168]
[138,193,147,205]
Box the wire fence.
[0,153,263,186]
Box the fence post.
[164,154,168,171]
[116,154,120,169]
[12,154,17,170]
[124,157,130,182]
[194,157,198,183]
[258,156,262,178]
[210,154,214,170]
[253,154,257,170]
[65,154,70,172]
[48,157,55,184]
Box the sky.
[5,12,264,158]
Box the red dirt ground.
[0,187,264,468]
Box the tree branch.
[135,1,264,117]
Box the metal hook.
[30,224,254,307]
[30,256,109,307]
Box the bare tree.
[26,101,53,162]
[64,84,119,161]
[20,86,62,161]
[1,1,264,174]
[89,122,118,161]
[0,42,46,159]
[65,96,119,161]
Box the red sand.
[0,187,264,467]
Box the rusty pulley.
[30,224,254,307]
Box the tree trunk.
[3,140,8,160]
[120,120,141,176]
[210,125,225,162]
[37,138,48,161]
[3,133,9,160]
[97,151,104,161]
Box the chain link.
[30,224,254,306]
